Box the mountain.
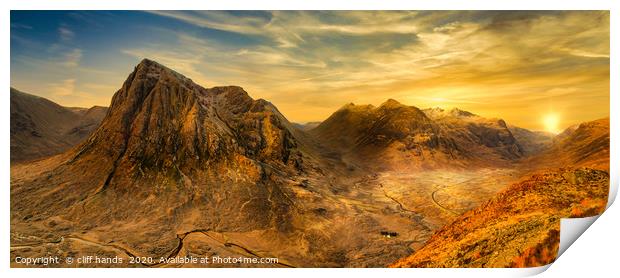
[310,102,523,170]
[391,117,610,268]
[10,88,108,162]
[14,59,404,268]
[10,59,319,262]
[391,168,609,268]
[293,121,321,131]
[531,118,609,171]
[10,59,610,268]
[507,125,554,156]
[13,59,482,267]
[422,107,523,160]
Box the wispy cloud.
[63,48,82,67]
[49,78,76,97]
[58,26,74,42]
[11,23,33,29]
[11,11,610,132]
[148,11,270,35]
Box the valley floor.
[10,166,525,268]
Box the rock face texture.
[71,59,304,180]
[422,107,523,161]
[311,101,523,170]
[11,59,316,260]
[10,88,107,162]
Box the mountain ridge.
[10,87,108,162]
[10,59,610,268]
[311,99,524,170]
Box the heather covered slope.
[10,88,107,162]
[391,168,609,268]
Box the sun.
[543,113,561,134]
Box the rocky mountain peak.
[380,98,404,109]
[449,108,476,118]
[70,59,305,177]
[338,102,375,112]
[423,107,477,119]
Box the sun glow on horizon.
[543,113,561,134]
[9,11,610,130]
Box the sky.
[10,11,609,133]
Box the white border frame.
[2,1,617,278]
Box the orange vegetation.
[391,168,609,268]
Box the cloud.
[49,79,76,97]
[149,11,271,34]
[120,33,217,87]
[63,48,82,67]
[11,11,610,131]
[58,26,74,41]
[148,11,422,49]
[11,23,33,29]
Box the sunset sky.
[10,11,609,132]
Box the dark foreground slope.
[10,88,107,162]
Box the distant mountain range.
[310,101,527,171]
[10,88,107,163]
[9,73,566,169]
[10,59,610,268]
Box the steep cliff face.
[70,60,303,177]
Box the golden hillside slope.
[391,168,609,268]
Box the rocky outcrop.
[10,59,313,257]
[72,60,302,174]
